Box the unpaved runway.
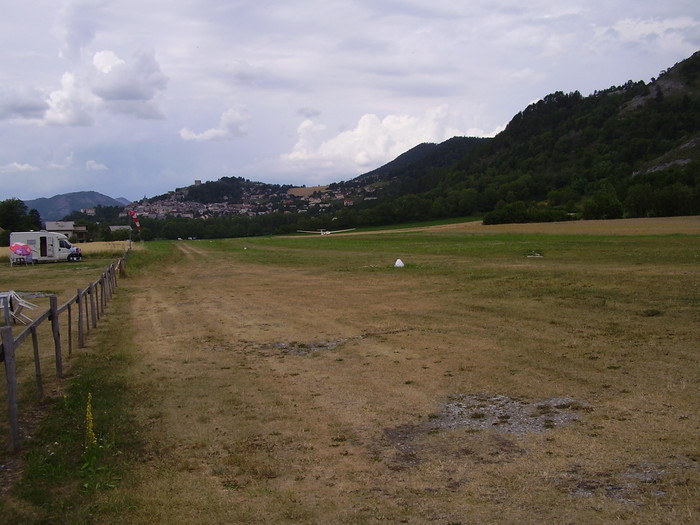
[110,234,698,524]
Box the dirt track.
[124,243,483,522]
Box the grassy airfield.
[0,218,698,524]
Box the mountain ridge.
[23,191,129,221]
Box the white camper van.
[10,231,82,263]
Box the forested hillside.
[348,50,700,225]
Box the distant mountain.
[23,191,129,221]
[350,136,490,195]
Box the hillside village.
[119,179,379,220]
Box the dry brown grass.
[2,218,698,523]
[1,239,141,262]
[77,240,144,255]
[93,218,699,524]
[286,185,329,197]
[384,215,700,235]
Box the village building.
[44,221,89,242]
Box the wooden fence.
[1,253,129,453]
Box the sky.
[1,1,698,202]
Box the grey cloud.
[102,100,166,119]
[334,37,393,54]
[54,0,105,61]
[356,0,463,20]
[92,49,168,118]
[297,107,322,118]
[0,88,48,120]
[221,60,305,92]
[92,50,167,101]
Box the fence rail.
[1,252,128,452]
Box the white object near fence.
[0,291,38,325]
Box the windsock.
[128,210,141,231]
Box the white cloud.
[180,108,251,141]
[92,50,125,73]
[43,73,95,126]
[0,162,40,173]
[85,159,108,171]
[282,105,465,173]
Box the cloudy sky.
[1,1,698,202]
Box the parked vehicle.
[9,231,82,263]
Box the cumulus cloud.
[91,49,168,118]
[0,162,40,173]
[34,47,168,126]
[45,3,169,125]
[180,108,251,141]
[92,50,125,73]
[44,72,95,126]
[282,105,465,172]
[85,159,108,171]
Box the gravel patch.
[433,393,592,434]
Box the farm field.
[1,217,699,524]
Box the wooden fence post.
[1,326,20,452]
[89,284,97,329]
[85,289,91,336]
[110,263,117,291]
[77,288,85,348]
[101,274,107,314]
[2,296,10,326]
[67,302,73,357]
[94,280,101,321]
[98,277,104,317]
[31,326,43,399]
[109,265,115,297]
[104,268,112,302]
[49,295,63,378]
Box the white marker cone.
[394,258,405,268]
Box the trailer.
[9,231,82,263]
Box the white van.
[10,231,82,262]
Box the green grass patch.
[0,256,152,524]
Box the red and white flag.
[128,210,141,231]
